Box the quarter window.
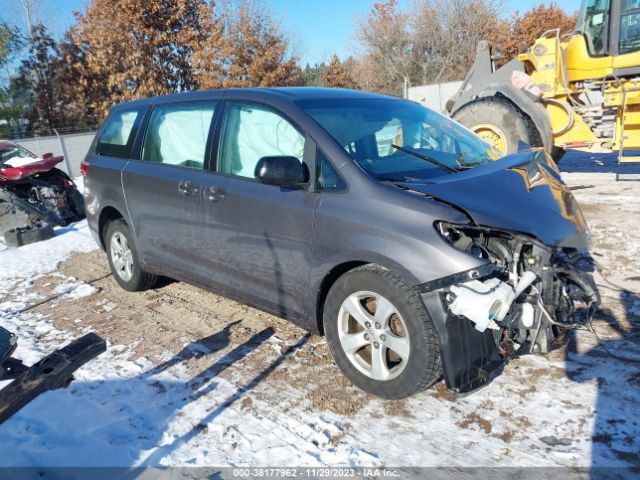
[316,149,347,191]
[142,103,216,169]
[218,103,305,179]
[96,107,145,158]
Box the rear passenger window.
[142,103,216,169]
[96,107,145,158]
[219,103,305,178]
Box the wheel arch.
[97,206,125,250]
[313,256,422,335]
[314,261,370,335]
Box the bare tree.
[355,0,412,95]
[355,0,504,94]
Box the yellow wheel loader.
[446,0,640,163]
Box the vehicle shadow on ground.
[564,289,640,469]
[53,223,81,237]
[558,150,640,176]
[0,321,310,467]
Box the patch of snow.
[0,220,97,284]
[52,279,99,300]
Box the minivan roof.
[111,87,394,110]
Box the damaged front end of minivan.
[412,153,600,394]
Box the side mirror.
[254,156,309,187]
[42,152,54,159]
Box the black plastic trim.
[415,263,495,293]
[422,291,504,393]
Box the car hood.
[398,151,589,248]
[0,156,64,182]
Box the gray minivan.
[83,87,599,399]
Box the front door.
[199,101,317,320]
[122,101,217,277]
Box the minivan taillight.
[80,162,89,176]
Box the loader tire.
[3,223,54,247]
[452,98,542,156]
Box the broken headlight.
[434,221,514,268]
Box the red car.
[0,140,85,246]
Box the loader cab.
[568,0,640,80]
[577,0,611,57]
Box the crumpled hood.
[399,151,589,248]
[0,156,64,182]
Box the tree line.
[0,0,575,138]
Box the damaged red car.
[0,140,85,246]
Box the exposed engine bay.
[0,152,85,246]
[436,222,600,358]
[0,169,85,227]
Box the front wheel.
[323,265,442,399]
[105,219,157,291]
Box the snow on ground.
[0,156,639,469]
[0,223,96,283]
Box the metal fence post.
[54,129,74,177]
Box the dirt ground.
[3,152,640,466]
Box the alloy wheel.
[110,232,134,282]
[337,291,410,381]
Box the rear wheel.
[105,219,157,291]
[323,265,441,399]
[453,98,541,156]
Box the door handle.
[178,180,198,196]
[207,186,226,203]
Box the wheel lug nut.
[373,342,380,349]
[375,322,382,329]
[365,322,371,328]
[364,333,370,341]
[380,334,386,341]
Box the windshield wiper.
[391,144,457,174]
[455,154,487,169]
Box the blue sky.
[4,0,582,65]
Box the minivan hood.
[399,151,589,248]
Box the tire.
[66,188,86,220]
[4,223,54,247]
[323,265,442,399]
[452,98,542,156]
[104,219,157,291]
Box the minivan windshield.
[299,98,500,182]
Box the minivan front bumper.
[421,288,504,394]
[417,224,599,394]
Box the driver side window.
[218,103,305,179]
